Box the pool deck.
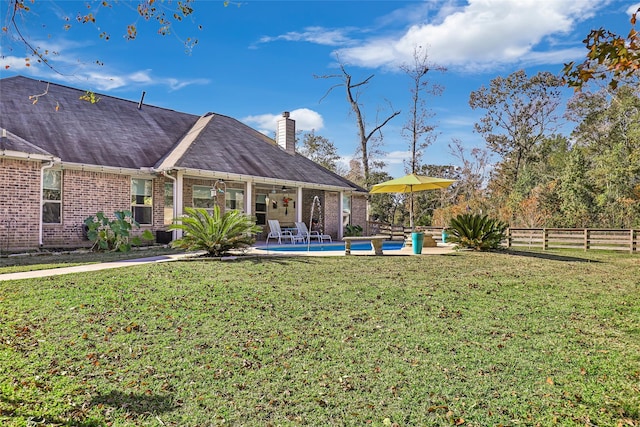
[250,241,456,257]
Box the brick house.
[0,76,367,251]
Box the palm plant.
[169,206,261,257]
[448,213,508,250]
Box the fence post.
[584,228,589,251]
[507,228,512,248]
[631,229,636,254]
[543,228,548,250]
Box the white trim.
[166,167,362,193]
[296,187,303,223]
[175,170,184,238]
[1,150,59,162]
[245,182,253,216]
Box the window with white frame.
[226,188,244,212]
[43,169,62,224]
[164,182,174,226]
[342,194,352,226]
[193,185,216,213]
[131,178,153,224]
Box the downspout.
[39,160,55,247]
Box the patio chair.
[295,221,332,243]
[266,219,295,244]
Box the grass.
[1,249,639,426]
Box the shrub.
[84,210,154,252]
[448,213,507,250]
[344,224,363,237]
[169,206,261,257]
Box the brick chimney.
[276,111,296,154]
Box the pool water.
[257,241,405,252]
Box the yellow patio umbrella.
[369,173,456,230]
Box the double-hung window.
[226,188,244,212]
[131,178,153,224]
[43,169,62,224]
[193,185,216,214]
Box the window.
[342,194,352,227]
[193,185,216,213]
[43,169,62,224]
[131,178,153,224]
[164,182,174,226]
[254,194,267,225]
[226,188,244,212]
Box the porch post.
[245,182,253,215]
[296,187,303,223]
[339,191,344,240]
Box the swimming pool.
[256,241,405,252]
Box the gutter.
[160,167,361,193]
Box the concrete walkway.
[0,253,199,282]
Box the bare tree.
[316,60,400,188]
[400,46,445,174]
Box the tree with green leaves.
[566,85,640,227]
[557,149,594,227]
[297,130,342,174]
[469,70,564,186]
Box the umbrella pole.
[409,190,414,231]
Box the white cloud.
[627,3,640,15]
[259,26,356,46]
[0,35,208,92]
[243,108,324,134]
[336,0,609,71]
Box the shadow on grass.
[502,249,600,263]
[1,391,175,425]
[0,396,103,427]
[90,390,176,415]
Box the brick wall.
[324,192,340,238]
[43,169,131,248]
[351,195,368,234]
[0,158,41,251]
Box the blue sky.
[1,0,638,177]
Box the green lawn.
[1,250,639,426]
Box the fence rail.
[506,228,638,253]
[366,222,639,254]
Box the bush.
[169,206,261,257]
[344,224,363,237]
[84,210,154,252]
[448,213,507,250]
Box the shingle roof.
[0,129,55,157]
[0,76,196,169]
[0,76,364,192]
